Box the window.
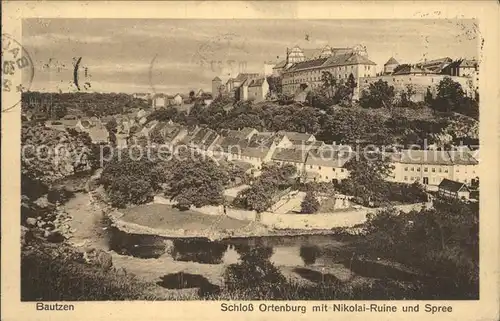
[432,168,435,173]
[326,176,328,180]
[341,169,344,172]
[439,168,442,173]
[318,166,322,170]
[404,167,408,171]
[445,168,448,173]
[404,176,408,181]
[417,167,420,172]
[333,168,336,172]
[411,167,414,172]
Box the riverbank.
[109,207,364,241]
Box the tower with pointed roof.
[212,76,222,98]
[384,57,399,75]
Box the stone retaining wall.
[152,195,430,231]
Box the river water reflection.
[107,227,352,267]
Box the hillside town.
[21,21,480,302]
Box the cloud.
[24,18,477,94]
[23,33,113,48]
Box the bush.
[21,239,161,300]
[100,151,167,208]
[223,246,287,298]
[300,191,320,214]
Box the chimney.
[285,47,289,65]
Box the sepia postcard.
[1,1,499,321]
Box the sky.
[22,18,478,94]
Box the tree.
[306,91,335,111]
[300,191,320,214]
[21,124,98,185]
[359,79,395,109]
[165,153,229,209]
[266,76,283,98]
[363,197,479,298]
[51,104,67,119]
[432,77,466,113]
[342,73,357,104]
[189,90,195,102]
[321,71,337,99]
[105,118,118,134]
[100,151,167,207]
[150,129,165,145]
[186,104,203,126]
[424,87,434,105]
[233,164,297,212]
[234,184,275,213]
[333,84,353,106]
[346,73,357,92]
[338,152,393,205]
[147,107,179,123]
[318,108,388,145]
[289,107,321,134]
[398,84,416,107]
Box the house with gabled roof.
[438,178,470,200]
[247,77,270,102]
[190,128,220,154]
[152,93,167,109]
[292,140,325,151]
[271,148,309,176]
[221,127,258,141]
[146,121,186,146]
[278,131,316,144]
[387,149,479,191]
[170,93,183,106]
[238,132,292,169]
[210,136,250,162]
[305,145,354,183]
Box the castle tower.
[384,57,399,75]
[212,76,222,98]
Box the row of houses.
[43,111,479,200]
[359,56,480,101]
[265,44,478,102]
[44,108,154,145]
[212,73,270,103]
[129,121,479,192]
[147,89,213,110]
